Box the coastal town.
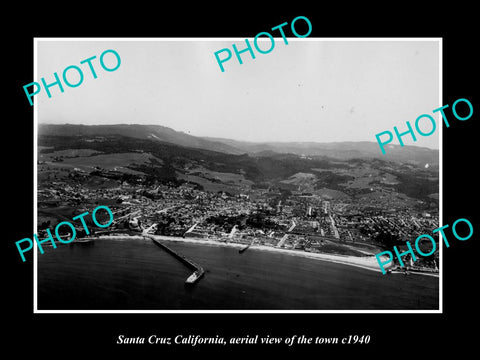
[37,170,440,273]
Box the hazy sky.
[37,38,440,149]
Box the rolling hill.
[203,138,439,167]
[38,123,244,155]
[39,123,439,167]
[37,123,439,206]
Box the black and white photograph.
[35,39,440,311]
[6,6,478,357]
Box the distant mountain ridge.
[38,123,244,155]
[38,123,439,167]
[203,137,439,167]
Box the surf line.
[145,234,205,285]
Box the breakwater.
[147,236,204,285]
[239,239,255,254]
[239,244,250,253]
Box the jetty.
[239,239,255,254]
[146,235,204,285]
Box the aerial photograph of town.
[35,39,440,311]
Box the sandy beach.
[91,233,438,276]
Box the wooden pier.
[147,236,204,285]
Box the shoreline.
[87,234,439,277]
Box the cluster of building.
[333,211,438,243]
[37,176,438,266]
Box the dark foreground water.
[37,238,439,310]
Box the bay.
[37,237,439,310]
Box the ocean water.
[37,237,439,310]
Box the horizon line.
[37,122,440,151]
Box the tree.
[374,231,401,248]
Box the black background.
[5,3,478,357]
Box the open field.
[39,151,162,172]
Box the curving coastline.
[80,233,437,277]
